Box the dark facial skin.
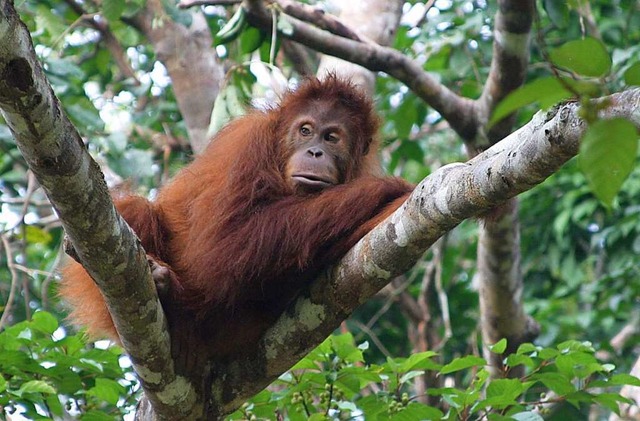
[285,113,351,194]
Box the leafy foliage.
[0,312,137,420]
[228,334,639,420]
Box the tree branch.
[0,2,198,419]
[476,0,535,146]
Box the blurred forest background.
[1,0,640,419]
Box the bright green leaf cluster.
[0,311,137,420]
[228,335,638,420]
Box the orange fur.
[59,76,413,354]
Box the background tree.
[0,0,639,419]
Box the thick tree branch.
[471,0,536,378]
[0,3,198,419]
[213,89,640,414]
[476,0,535,146]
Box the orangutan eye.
[300,124,313,136]
[324,132,339,143]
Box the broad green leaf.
[506,354,535,369]
[15,380,56,396]
[531,372,575,395]
[31,311,58,334]
[82,410,117,421]
[399,351,440,372]
[550,38,611,77]
[20,226,53,245]
[593,393,631,414]
[578,118,638,207]
[556,352,601,377]
[608,373,640,387]
[240,26,266,55]
[35,6,66,39]
[399,370,424,384]
[511,412,545,421]
[86,378,125,405]
[624,62,640,86]
[208,83,247,138]
[516,343,537,354]
[389,403,444,421]
[489,77,573,126]
[543,0,569,28]
[538,347,560,360]
[396,98,418,138]
[440,356,486,375]
[489,338,507,354]
[486,378,524,399]
[45,58,85,79]
[102,0,125,22]
[45,394,64,417]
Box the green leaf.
[511,412,545,421]
[516,343,537,354]
[31,311,58,334]
[624,62,640,86]
[395,98,418,138]
[556,352,601,377]
[82,410,118,421]
[215,6,247,44]
[489,338,507,354]
[399,370,424,384]
[399,351,439,372]
[489,77,573,126]
[440,356,486,375]
[537,347,560,360]
[593,393,631,414]
[240,26,266,55]
[45,394,64,417]
[486,378,524,399]
[543,0,569,28]
[102,0,125,22]
[35,6,66,39]
[550,38,611,77]
[86,378,125,405]
[531,372,575,395]
[578,118,638,207]
[608,373,640,387]
[20,226,53,245]
[506,354,535,369]
[208,83,247,138]
[15,380,56,396]
[390,403,443,421]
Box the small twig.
[178,0,242,8]
[19,172,37,320]
[277,0,363,42]
[352,320,393,359]
[39,242,65,310]
[365,269,420,330]
[269,6,277,65]
[0,234,20,331]
[432,238,452,351]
